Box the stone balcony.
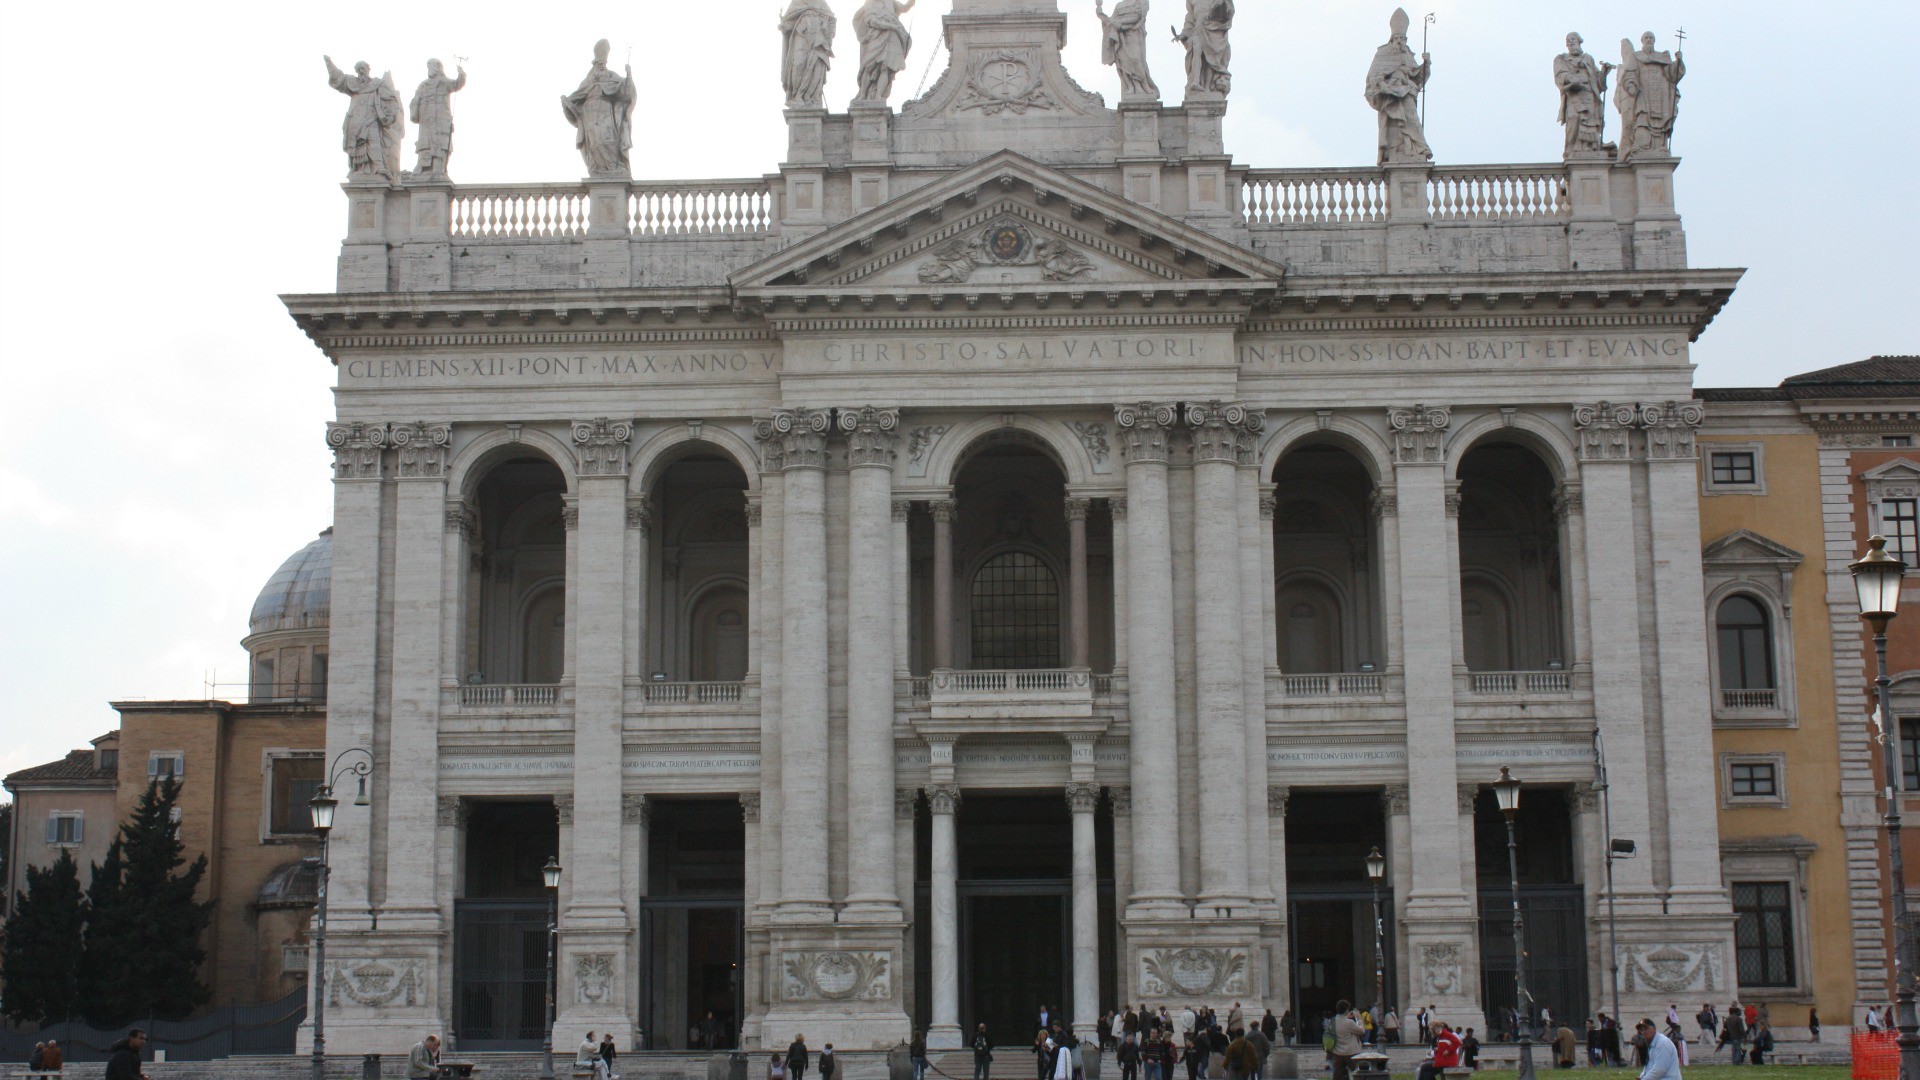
[907,667,1110,736]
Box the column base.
[1605,910,1736,1022]
[771,900,839,925]
[838,898,906,925]
[1402,915,1487,1035]
[926,1023,963,1050]
[1122,914,1267,1013]
[297,926,447,1056]
[758,924,910,1050]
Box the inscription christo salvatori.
[817,335,1208,366]
[341,350,781,385]
[1239,334,1685,368]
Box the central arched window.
[970,551,1061,669]
[1717,594,1775,690]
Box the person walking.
[974,1024,995,1080]
[1635,1021,1680,1080]
[1695,1005,1716,1047]
[1808,1008,1821,1043]
[1554,1021,1577,1069]
[1279,1011,1296,1047]
[1247,1024,1271,1080]
[601,1034,618,1079]
[1867,1006,1882,1034]
[1461,1029,1480,1071]
[820,1043,838,1080]
[406,1033,441,1080]
[1331,1002,1365,1080]
[913,1029,930,1080]
[789,1034,812,1080]
[1120,1033,1142,1080]
[1038,1029,1055,1080]
[1721,1006,1746,1065]
[1184,1033,1205,1080]
[1147,1030,1175,1080]
[104,1030,150,1080]
[772,1053,789,1080]
[1225,1030,1259,1080]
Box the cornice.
[761,308,1252,334]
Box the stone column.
[1385,406,1483,1030]
[843,406,902,918]
[1266,788,1291,997]
[894,501,913,676]
[760,409,834,919]
[1235,419,1273,906]
[739,793,763,1046]
[623,795,650,1046]
[928,779,962,1048]
[1186,402,1251,904]
[743,497,761,680]
[932,498,957,669]
[1067,781,1101,1031]
[626,496,652,682]
[324,422,387,927]
[754,460,786,912]
[1383,785,1412,1006]
[1115,403,1182,912]
[1569,404,1658,899]
[385,422,452,926]
[1111,498,1129,669]
[1067,498,1092,669]
[895,789,920,1005]
[1110,786,1133,1000]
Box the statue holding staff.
[1097,0,1159,101]
[408,58,466,180]
[1364,8,1432,164]
[854,0,916,104]
[562,39,636,178]
[1615,31,1684,161]
[780,0,838,107]
[1172,0,1233,96]
[324,56,404,181]
[1554,33,1613,159]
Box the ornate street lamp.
[1492,767,1535,1080]
[1365,846,1388,1028]
[307,747,374,1080]
[1851,535,1920,1080]
[541,856,563,1080]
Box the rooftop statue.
[1173,0,1233,97]
[1364,8,1432,164]
[854,0,917,104]
[562,39,637,178]
[1097,0,1160,101]
[408,59,466,181]
[1616,31,1684,161]
[780,0,838,108]
[324,57,404,182]
[1554,33,1613,160]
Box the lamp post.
[1591,729,1622,1031]
[541,855,563,1080]
[1851,535,1920,1080]
[308,748,374,1080]
[1492,767,1535,1080]
[1365,846,1387,1027]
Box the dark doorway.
[454,801,559,1050]
[965,887,1070,1044]
[1284,791,1392,1046]
[1472,787,1587,1037]
[642,799,745,1050]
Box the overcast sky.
[0,0,1914,785]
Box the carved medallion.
[1138,947,1249,998]
[959,51,1057,115]
[781,950,893,1002]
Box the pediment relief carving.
[1701,528,1804,569]
[848,203,1188,289]
[1861,458,1920,501]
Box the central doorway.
[640,798,745,1049]
[1284,791,1392,1046]
[949,792,1080,1043]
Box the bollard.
[1081,1044,1103,1080]
[1266,1049,1299,1080]
[362,1052,382,1080]
[889,1042,915,1080]
[1352,1050,1391,1080]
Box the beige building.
[284,0,1740,1056]
[4,733,119,913]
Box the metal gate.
[453,898,551,1050]
[1478,886,1588,1037]
[640,899,743,1050]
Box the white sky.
[0,0,1914,786]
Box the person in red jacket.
[1431,1023,1464,1079]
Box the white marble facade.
[291,0,1738,1055]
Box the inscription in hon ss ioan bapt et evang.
[1238,332,1687,371]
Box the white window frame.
[1720,752,1788,808]
[1701,530,1802,728]
[46,810,84,847]
[1863,459,1920,565]
[261,748,326,842]
[1719,836,1815,1000]
[1702,442,1767,496]
[147,750,186,781]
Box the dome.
[249,528,333,637]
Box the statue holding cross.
[1615,29,1685,161]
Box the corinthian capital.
[927,784,961,815]
[326,421,390,480]
[838,405,901,468]
[390,421,452,479]
[1571,402,1639,462]
[571,417,635,476]
[754,409,832,471]
[1640,400,1705,461]
[1065,782,1101,814]
[1114,402,1179,464]
[1386,405,1451,465]
[1186,401,1264,464]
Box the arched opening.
[1271,444,1381,672]
[469,456,569,683]
[1456,443,1565,671]
[1716,594,1775,691]
[649,454,750,681]
[970,550,1063,669]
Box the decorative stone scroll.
[1619,942,1720,994]
[435,795,466,827]
[627,497,652,532]
[1266,787,1287,818]
[1382,784,1410,815]
[781,950,893,1002]
[1065,782,1101,813]
[739,792,762,822]
[553,793,574,825]
[390,421,451,479]
[1115,402,1179,464]
[927,783,961,815]
[957,49,1059,115]
[1111,786,1133,817]
[1387,405,1450,464]
[327,421,390,480]
[570,417,633,476]
[1641,400,1705,460]
[326,958,425,1007]
[839,405,901,467]
[1551,482,1583,522]
[1572,401,1639,461]
[445,502,477,540]
[1418,943,1464,997]
[621,793,650,826]
[575,952,615,1004]
[1368,488,1398,520]
[756,409,834,471]
[1138,947,1250,997]
[915,222,1096,284]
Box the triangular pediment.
[1861,458,1920,488]
[1702,528,1804,568]
[731,151,1284,302]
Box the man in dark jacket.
[975,1023,996,1080]
[1118,1033,1141,1080]
[789,1035,811,1080]
[105,1030,149,1080]
[820,1044,837,1080]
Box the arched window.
[1276,579,1343,673]
[522,586,566,684]
[688,585,749,682]
[1717,595,1775,690]
[970,551,1061,669]
[1461,578,1515,671]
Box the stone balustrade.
[1720,687,1777,710]
[1461,669,1576,696]
[1242,168,1388,225]
[454,683,561,707]
[1427,165,1571,221]
[642,680,747,705]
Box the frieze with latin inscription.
[1239,333,1686,371]
[340,350,781,388]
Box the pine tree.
[1,849,87,1024]
[77,779,213,1022]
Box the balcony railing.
[458,683,559,707]
[933,669,1092,692]
[1282,673,1385,697]
[1243,168,1387,224]
[1428,165,1570,221]
[1720,687,1778,710]
[447,179,775,239]
[1465,670,1573,695]
[643,680,745,705]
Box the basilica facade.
[288,0,1739,1054]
